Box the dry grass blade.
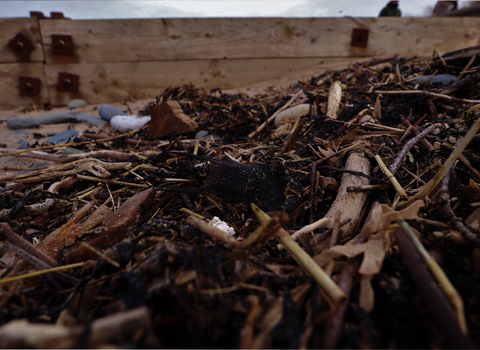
[251,203,346,309]
[0,262,84,285]
[375,154,408,199]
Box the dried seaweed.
[1,47,480,348]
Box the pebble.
[38,111,79,124]
[98,104,127,121]
[76,113,108,126]
[412,74,458,85]
[7,118,41,130]
[18,137,29,148]
[37,110,107,126]
[68,99,87,109]
[46,129,79,144]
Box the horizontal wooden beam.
[44,57,355,105]
[39,17,480,64]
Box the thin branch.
[437,168,477,242]
[389,124,437,175]
[395,226,472,349]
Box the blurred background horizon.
[1,1,478,19]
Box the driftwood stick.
[389,124,437,175]
[437,168,477,241]
[395,226,472,348]
[0,200,70,221]
[458,153,480,181]
[0,149,162,163]
[14,159,130,184]
[76,175,149,188]
[280,119,304,154]
[309,162,316,224]
[375,90,480,104]
[321,202,378,348]
[0,223,57,267]
[321,151,371,240]
[322,255,363,348]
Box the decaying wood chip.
[146,100,198,139]
[230,212,289,261]
[35,202,110,260]
[66,188,155,263]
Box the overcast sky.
[1,1,469,19]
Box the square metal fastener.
[351,28,369,48]
[19,77,41,97]
[51,34,74,55]
[58,72,79,93]
[7,33,35,61]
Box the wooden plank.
[0,18,44,63]
[39,17,480,64]
[0,63,49,109]
[44,57,355,106]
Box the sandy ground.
[0,100,153,180]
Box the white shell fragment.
[209,216,236,236]
[110,115,151,133]
[274,104,310,127]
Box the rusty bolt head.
[319,177,338,192]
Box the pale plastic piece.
[110,115,151,133]
[274,104,310,128]
[327,81,342,119]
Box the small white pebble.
[209,216,236,236]
[110,115,151,133]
